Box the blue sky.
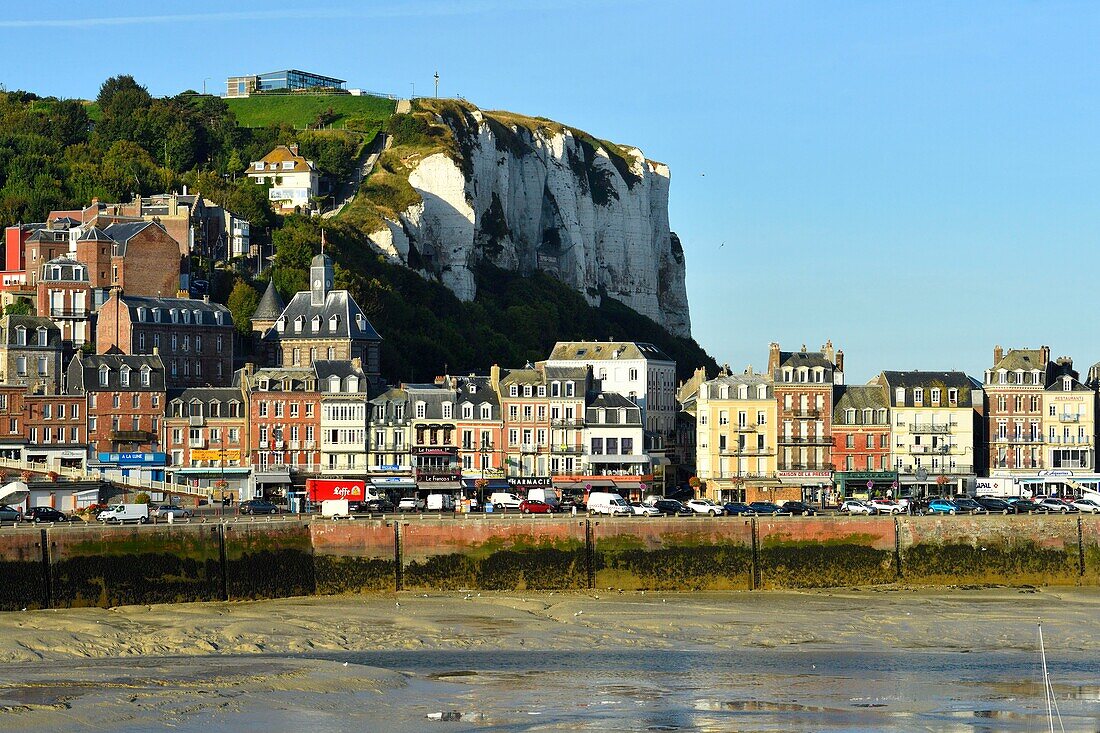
[5,1,1100,381]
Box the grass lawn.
[225,94,395,131]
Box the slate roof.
[315,360,367,394]
[170,386,244,404]
[542,365,590,382]
[454,376,499,412]
[878,371,976,407]
[833,385,889,423]
[249,145,317,175]
[78,226,113,242]
[548,341,673,363]
[778,351,835,369]
[587,392,638,409]
[252,280,285,322]
[266,290,382,342]
[103,221,164,256]
[246,367,317,392]
[499,368,544,387]
[0,316,61,348]
[41,256,89,283]
[118,294,232,328]
[992,348,1052,373]
[704,371,773,399]
[67,353,166,393]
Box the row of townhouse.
[686,342,1100,505]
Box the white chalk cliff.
[366,104,691,338]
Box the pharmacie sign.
[507,476,552,488]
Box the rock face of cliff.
[363,102,691,338]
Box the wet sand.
[0,588,1098,731]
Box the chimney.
[835,350,845,373]
[768,342,781,374]
[243,362,256,378]
[352,357,362,371]
[152,346,159,356]
[490,364,501,392]
[1040,345,1051,365]
[993,345,1003,364]
[823,339,835,364]
[289,143,299,156]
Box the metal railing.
[777,462,835,471]
[778,436,832,445]
[719,447,773,456]
[1059,414,1081,423]
[910,424,952,434]
[790,409,821,418]
[0,455,214,500]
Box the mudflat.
[0,588,1096,731]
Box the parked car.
[519,499,552,514]
[647,499,693,516]
[23,507,69,523]
[869,499,904,515]
[1072,498,1100,514]
[975,496,1015,514]
[926,498,960,515]
[153,505,194,520]
[839,500,874,515]
[353,498,395,513]
[630,501,661,517]
[240,499,280,515]
[748,501,783,515]
[1037,496,1076,514]
[686,498,725,516]
[397,497,425,512]
[1009,498,1041,513]
[489,492,523,511]
[722,502,756,516]
[0,504,21,522]
[778,500,818,516]
[951,497,988,515]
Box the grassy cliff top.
[224,93,395,131]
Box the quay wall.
[4,515,1100,609]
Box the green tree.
[3,298,34,316]
[100,140,164,199]
[226,279,260,336]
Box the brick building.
[36,256,92,348]
[769,341,844,504]
[164,386,250,497]
[984,346,1051,476]
[452,374,506,499]
[0,386,25,460]
[96,292,234,387]
[77,222,183,298]
[493,365,551,491]
[831,384,893,500]
[23,393,87,470]
[66,353,167,480]
[243,365,322,499]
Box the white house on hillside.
[247,144,319,213]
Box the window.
[462,403,473,419]
[37,357,47,375]
[629,368,639,381]
[99,366,109,386]
[867,434,874,449]
[140,366,150,386]
[913,388,924,404]
[36,328,47,346]
[441,402,452,419]
[895,387,904,404]
[480,404,491,420]
[591,437,604,455]
[14,327,25,346]
[119,366,130,387]
[415,401,426,419]
[930,388,940,404]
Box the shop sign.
[306,479,365,501]
[776,470,832,479]
[98,452,166,465]
[507,476,552,488]
[419,473,460,482]
[191,449,241,461]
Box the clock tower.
[310,252,334,307]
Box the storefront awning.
[371,478,417,488]
[586,454,649,464]
[461,478,510,489]
[254,469,292,485]
[418,481,461,490]
[171,468,251,475]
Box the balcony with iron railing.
[910,423,953,434]
[1047,436,1093,445]
[778,435,832,445]
[550,418,585,428]
[110,430,153,443]
[49,307,88,318]
[789,409,821,419]
[551,445,584,454]
[1059,414,1081,423]
[719,446,774,456]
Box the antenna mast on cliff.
[434,71,439,98]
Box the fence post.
[39,527,52,609]
[750,517,760,591]
[1078,515,1086,578]
[217,523,229,601]
[394,521,403,591]
[584,519,595,590]
[894,516,903,581]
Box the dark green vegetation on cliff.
[269,218,716,382]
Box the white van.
[587,492,632,517]
[490,492,522,510]
[97,503,150,524]
[426,494,455,512]
[526,488,560,510]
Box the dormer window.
[480,404,491,420]
[137,307,147,322]
[1064,377,1072,391]
[913,388,924,404]
[462,403,473,419]
[738,385,748,399]
[140,365,151,386]
[253,162,264,171]
[415,401,426,419]
[209,401,220,417]
[524,385,533,397]
[282,160,294,170]
[329,315,339,332]
[537,386,546,397]
[895,387,905,404]
[170,308,178,323]
[845,409,856,423]
[14,326,25,346]
[215,311,224,325]
[757,385,767,399]
[153,309,162,323]
[294,316,304,333]
[329,375,340,392]
[120,365,131,387]
[193,309,201,323]
[469,383,477,394]
[98,365,109,386]
[509,385,518,397]
[312,315,321,332]
[36,328,47,347]
[565,382,575,397]
[347,377,359,392]
[276,317,285,332]
[948,388,958,404]
[930,388,941,405]
[442,402,453,419]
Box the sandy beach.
[1,588,1098,731]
